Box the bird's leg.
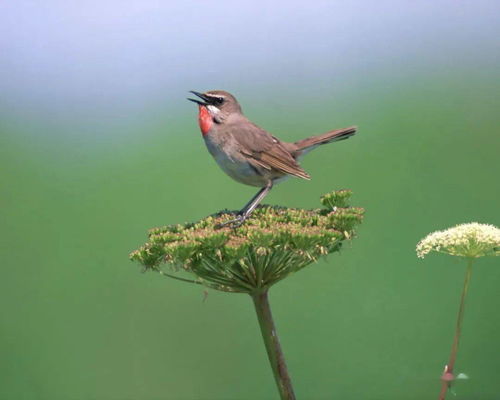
[217,181,273,228]
[240,180,273,219]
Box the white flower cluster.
[416,222,500,259]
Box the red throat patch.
[198,106,212,136]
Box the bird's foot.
[215,214,247,229]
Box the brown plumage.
[188,90,357,226]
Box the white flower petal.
[416,223,500,258]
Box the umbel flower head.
[130,190,364,293]
[416,222,500,259]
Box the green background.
[1,2,499,399]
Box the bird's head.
[188,90,242,135]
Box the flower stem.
[252,289,296,400]
[438,258,473,400]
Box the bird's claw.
[215,214,246,229]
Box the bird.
[188,90,356,227]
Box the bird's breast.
[203,133,267,187]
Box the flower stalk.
[438,258,473,400]
[252,289,296,400]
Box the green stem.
[438,258,474,400]
[252,289,296,400]
[158,270,203,285]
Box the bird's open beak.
[187,90,211,106]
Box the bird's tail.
[293,126,357,153]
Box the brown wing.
[232,121,310,180]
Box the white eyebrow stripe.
[206,94,224,99]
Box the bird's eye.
[214,97,224,105]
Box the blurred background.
[1,1,499,399]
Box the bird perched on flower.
[188,90,356,226]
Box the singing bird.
[188,90,356,226]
